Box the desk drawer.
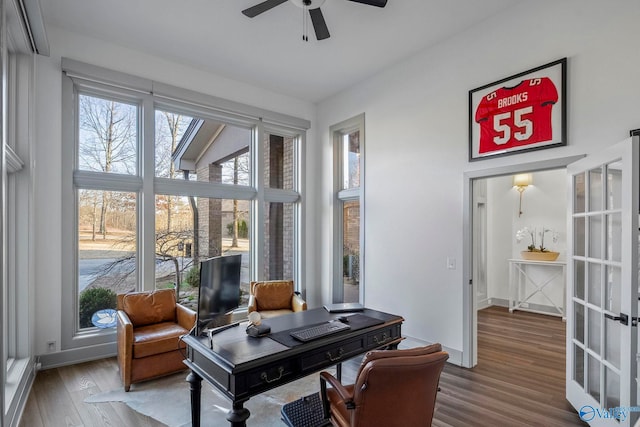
[240,359,297,396]
[367,324,401,349]
[301,337,365,372]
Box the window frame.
[3,18,36,423]
[61,60,308,352]
[331,114,365,303]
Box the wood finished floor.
[19,306,585,426]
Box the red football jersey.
[475,77,558,154]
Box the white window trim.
[3,17,37,427]
[60,60,308,355]
[330,114,365,304]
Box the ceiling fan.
[242,0,388,41]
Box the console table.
[183,307,403,427]
[508,258,566,319]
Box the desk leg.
[227,400,250,427]
[187,371,202,427]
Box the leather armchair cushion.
[132,321,189,359]
[257,308,295,319]
[253,281,293,310]
[122,289,176,327]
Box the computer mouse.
[338,316,349,323]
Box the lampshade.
[248,311,262,326]
[513,173,532,188]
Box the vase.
[520,251,560,261]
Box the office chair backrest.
[351,347,449,426]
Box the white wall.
[33,27,317,356]
[317,0,640,360]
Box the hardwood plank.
[27,368,84,426]
[18,389,44,427]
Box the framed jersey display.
[469,58,566,161]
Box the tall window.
[61,61,307,352]
[331,115,364,303]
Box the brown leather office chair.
[320,344,448,427]
[247,280,307,319]
[116,288,196,391]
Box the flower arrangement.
[516,226,558,252]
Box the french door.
[566,136,639,426]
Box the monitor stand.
[203,322,240,349]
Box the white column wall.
[317,0,640,357]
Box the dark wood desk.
[183,307,403,427]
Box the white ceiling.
[41,0,522,103]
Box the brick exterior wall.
[343,201,360,254]
[196,163,223,258]
[263,134,295,280]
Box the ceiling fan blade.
[309,8,330,40]
[242,0,288,18]
[347,0,388,7]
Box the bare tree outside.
[79,95,137,239]
[154,111,194,293]
[156,111,189,231]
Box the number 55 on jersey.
[475,77,558,154]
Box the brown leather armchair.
[116,289,196,391]
[320,344,449,427]
[247,280,307,319]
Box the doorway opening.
[462,155,583,369]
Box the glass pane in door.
[587,308,602,354]
[605,319,621,370]
[574,172,586,213]
[587,262,602,306]
[589,168,603,211]
[606,213,622,262]
[605,366,621,410]
[574,344,585,386]
[574,217,585,257]
[574,259,585,300]
[606,162,622,210]
[589,215,603,259]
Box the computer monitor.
[196,254,242,336]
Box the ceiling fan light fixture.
[242,0,386,41]
[290,0,326,9]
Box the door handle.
[604,312,629,326]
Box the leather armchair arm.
[176,304,196,330]
[117,310,134,391]
[291,294,307,312]
[320,371,354,404]
[248,294,257,313]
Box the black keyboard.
[290,321,350,342]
